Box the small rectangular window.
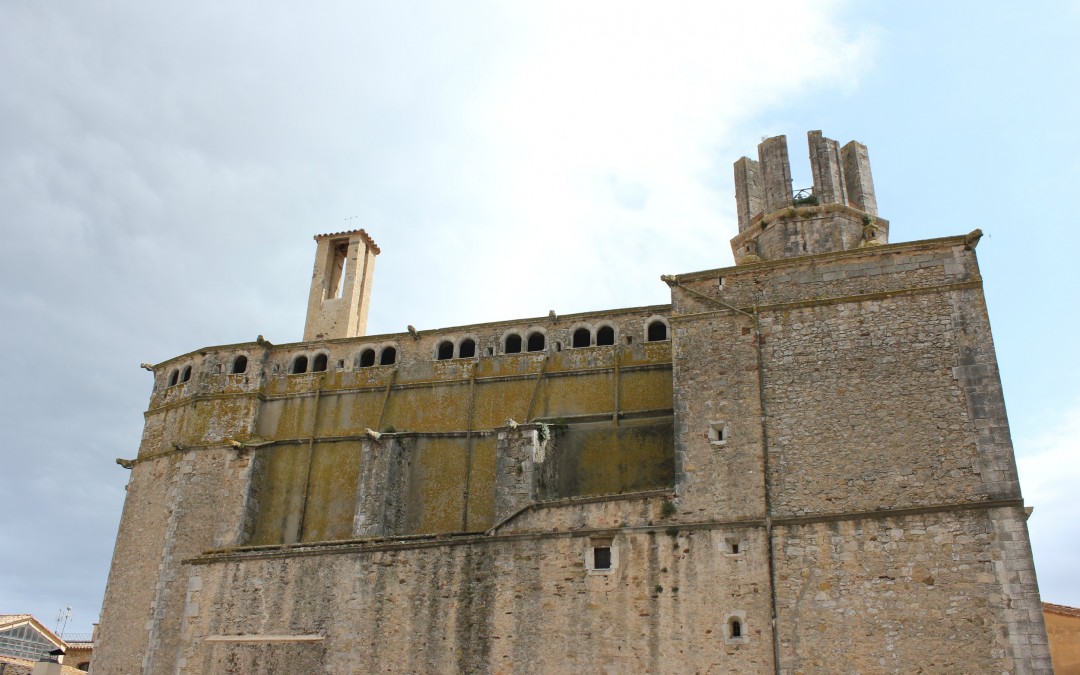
[587,536,615,573]
[593,547,611,570]
[709,421,728,446]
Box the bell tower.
[303,228,380,341]
[730,131,888,264]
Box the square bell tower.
[303,228,380,340]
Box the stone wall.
[668,234,1050,673]
[177,513,775,674]
[95,305,677,674]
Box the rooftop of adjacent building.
[1045,602,1080,618]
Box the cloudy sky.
[1,1,1077,635]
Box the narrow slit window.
[359,349,376,368]
[379,347,397,365]
[730,619,742,638]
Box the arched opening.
[572,328,591,348]
[76,663,90,672]
[647,320,668,342]
[527,332,545,352]
[596,325,615,346]
[459,339,476,358]
[436,341,454,360]
[379,346,397,365]
[359,348,376,367]
[292,356,309,374]
[168,370,179,387]
[231,355,248,374]
[312,353,328,372]
[729,618,742,638]
[181,366,192,382]
[504,334,522,354]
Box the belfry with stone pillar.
[730,131,887,264]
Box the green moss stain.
[540,373,614,419]
[543,418,675,498]
[472,380,535,429]
[250,445,311,545]
[300,442,361,542]
[465,436,497,531]
[619,369,673,412]
[383,386,471,433]
[406,437,469,534]
[241,341,674,540]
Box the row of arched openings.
[358,346,398,368]
[167,366,193,387]
[571,325,616,348]
[292,346,398,374]
[437,332,546,360]
[167,354,250,387]
[291,353,327,374]
[436,320,668,360]
[166,321,667,385]
[436,338,475,360]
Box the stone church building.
[93,132,1052,673]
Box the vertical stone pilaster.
[734,157,763,232]
[354,435,409,537]
[759,135,793,214]
[493,425,542,524]
[808,130,847,205]
[841,140,878,215]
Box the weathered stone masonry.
[94,131,1051,674]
